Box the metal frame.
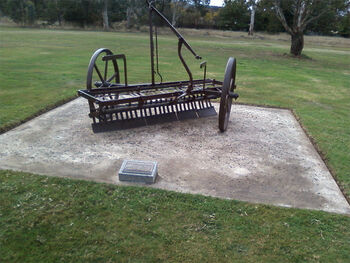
[78,0,238,132]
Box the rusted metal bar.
[155,26,163,83]
[89,88,220,107]
[148,3,155,86]
[178,39,193,92]
[85,79,219,94]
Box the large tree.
[272,0,349,56]
[248,0,259,35]
[101,0,109,30]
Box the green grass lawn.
[0,26,350,262]
[1,170,350,262]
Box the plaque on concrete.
[118,160,158,184]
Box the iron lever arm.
[178,39,194,92]
[147,0,201,60]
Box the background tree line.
[0,0,349,38]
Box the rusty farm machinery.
[78,0,238,132]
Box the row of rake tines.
[97,95,213,123]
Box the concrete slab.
[0,98,349,215]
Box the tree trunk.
[102,0,109,30]
[20,1,25,26]
[248,4,255,35]
[290,32,304,56]
[171,4,177,26]
[126,6,133,28]
[57,15,62,26]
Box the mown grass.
[1,170,350,262]
[0,26,349,196]
[0,26,350,261]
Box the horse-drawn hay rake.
[78,0,238,132]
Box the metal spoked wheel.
[219,57,236,132]
[86,48,120,90]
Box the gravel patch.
[1,98,349,214]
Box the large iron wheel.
[86,48,119,90]
[219,57,236,132]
